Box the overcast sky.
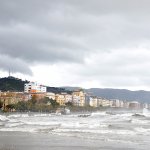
[1,0,150,90]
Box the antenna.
[9,68,10,77]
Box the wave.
[134,127,150,135]
[91,111,107,116]
[7,114,29,118]
[132,113,146,118]
[130,118,150,124]
[0,127,36,132]
[7,113,53,118]
[0,115,9,121]
[5,122,24,128]
[52,128,135,135]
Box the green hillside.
[0,76,29,92]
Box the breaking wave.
[0,110,150,141]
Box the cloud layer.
[1,0,150,89]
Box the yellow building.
[72,90,86,107]
[0,92,24,111]
[55,94,66,106]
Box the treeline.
[47,87,72,94]
[0,97,104,113]
[0,96,75,112]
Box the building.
[0,92,24,111]
[46,92,55,100]
[99,98,112,107]
[72,95,80,106]
[55,94,66,106]
[24,82,47,93]
[112,99,120,107]
[89,96,98,107]
[129,101,141,109]
[64,94,73,103]
[123,101,130,108]
[119,100,124,108]
[143,103,148,109]
[72,90,86,106]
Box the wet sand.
[0,131,145,150]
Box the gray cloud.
[0,0,150,89]
[0,54,32,75]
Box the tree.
[65,101,73,107]
[31,95,37,104]
[6,104,15,112]
[15,101,28,111]
[41,97,59,108]
[42,97,50,104]
[50,99,59,108]
[0,100,3,109]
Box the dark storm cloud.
[0,0,150,82]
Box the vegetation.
[65,101,73,107]
[0,76,29,92]
[15,101,28,111]
[12,97,60,112]
[0,100,3,109]
[47,87,72,94]
[1,97,109,113]
[6,104,16,111]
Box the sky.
[1,0,150,90]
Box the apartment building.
[72,90,86,106]
[24,82,47,93]
[55,94,66,106]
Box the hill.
[0,76,71,94]
[62,87,150,103]
[0,76,29,92]
[85,88,150,103]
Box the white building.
[72,95,80,106]
[65,94,73,103]
[143,103,148,109]
[89,97,98,107]
[24,82,47,93]
[119,100,124,108]
[99,98,112,107]
[112,99,120,107]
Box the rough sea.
[0,109,150,150]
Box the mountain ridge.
[63,87,150,103]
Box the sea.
[0,109,150,150]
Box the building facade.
[72,90,86,106]
[24,82,47,93]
